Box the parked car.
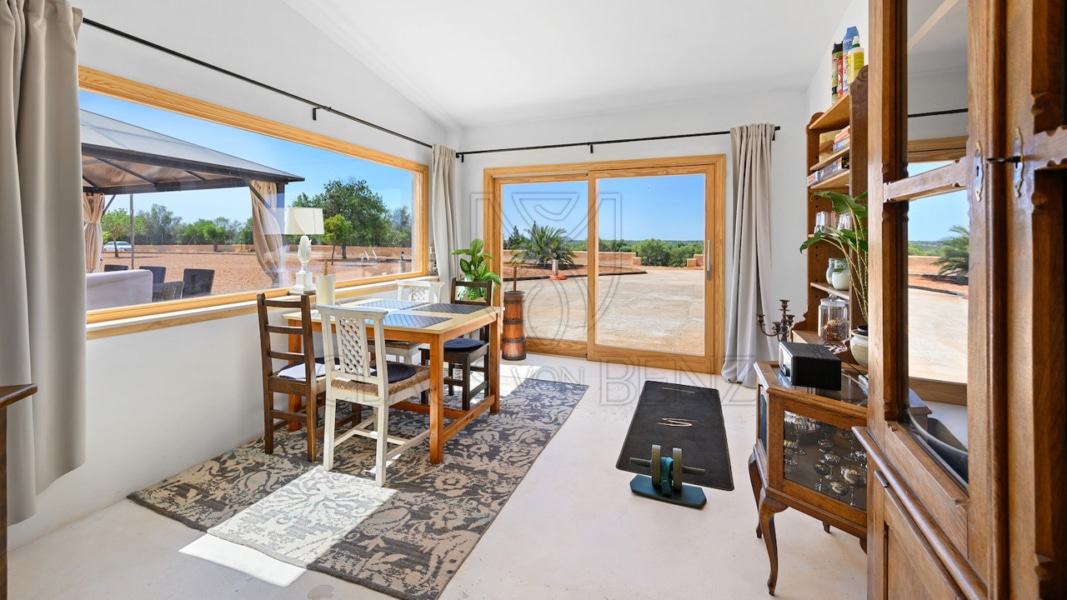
[103,241,133,252]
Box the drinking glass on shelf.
[836,212,853,231]
[814,211,835,233]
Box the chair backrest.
[160,281,184,301]
[183,268,215,298]
[318,305,389,399]
[139,265,166,284]
[397,280,443,304]
[256,293,317,390]
[103,264,128,272]
[451,279,493,306]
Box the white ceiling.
[285,0,857,129]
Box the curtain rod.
[455,126,782,162]
[81,18,433,149]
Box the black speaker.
[778,341,842,390]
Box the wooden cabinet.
[748,361,868,595]
[799,67,868,333]
[859,1,1067,598]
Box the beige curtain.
[250,180,286,287]
[723,123,776,387]
[0,0,87,523]
[82,192,105,272]
[430,145,458,283]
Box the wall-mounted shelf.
[809,169,851,191]
[810,281,851,300]
[809,146,850,173]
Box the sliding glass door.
[489,156,724,373]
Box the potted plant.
[800,191,869,365]
[451,237,503,300]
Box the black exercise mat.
[411,303,486,314]
[615,381,734,491]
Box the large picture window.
[81,68,428,321]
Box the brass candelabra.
[757,299,795,343]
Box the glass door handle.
[705,240,711,281]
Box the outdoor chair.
[103,264,128,272]
[160,281,184,301]
[420,279,492,410]
[319,304,431,485]
[141,266,167,301]
[384,280,445,364]
[182,268,214,298]
[256,293,356,462]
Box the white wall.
[456,90,811,332]
[807,0,870,117]
[11,0,451,549]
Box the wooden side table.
[0,384,36,600]
[748,362,868,595]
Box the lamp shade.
[284,207,324,236]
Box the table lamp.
[284,207,324,294]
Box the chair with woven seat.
[102,263,128,272]
[256,293,355,462]
[319,304,431,485]
[140,266,166,301]
[384,280,445,364]
[182,268,215,298]
[420,279,493,410]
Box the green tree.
[101,208,147,252]
[292,178,389,247]
[907,242,929,256]
[635,238,670,266]
[323,214,354,260]
[239,217,254,245]
[141,204,181,245]
[181,219,226,250]
[933,225,969,284]
[504,225,526,250]
[388,206,412,248]
[514,222,576,267]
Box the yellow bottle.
[848,41,865,82]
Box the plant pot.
[850,326,869,368]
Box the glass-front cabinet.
[749,361,869,594]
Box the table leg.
[758,489,787,596]
[489,314,501,414]
[287,331,303,431]
[429,336,444,464]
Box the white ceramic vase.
[850,327,869,368]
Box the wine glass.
[813,460,832,491]
[841,465,867,506]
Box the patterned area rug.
[129,378,587,600]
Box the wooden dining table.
[283,296,503,463]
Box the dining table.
[282,295,503,464]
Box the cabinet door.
[880,484,963,600]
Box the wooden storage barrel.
[502,290,526,360]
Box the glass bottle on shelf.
[818,297,849,347]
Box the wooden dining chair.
[384,280,445,363]
[420,279,493,410]
[319,304,431,485]
[256,293,355,462]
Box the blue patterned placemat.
[355,299,428,310]
[411,303,486,314]
[383,313,449,329]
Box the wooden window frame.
[79,67,431,332]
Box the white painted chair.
[384,280,444,363]
[318,304,431,485]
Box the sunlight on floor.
[180,535,306,587]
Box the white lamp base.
[290,270,314,295]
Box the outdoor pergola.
[80,109,304,285]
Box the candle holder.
[757,299,795,343]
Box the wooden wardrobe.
[858,0,1066,598]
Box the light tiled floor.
[10,354,866,599]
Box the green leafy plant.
[514,222,576,267]
[800,191,869,322]
[933,225,969,284]
[451,237,503,299]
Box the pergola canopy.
[80,109,303,195]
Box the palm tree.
[933,225,969,284]
[514,222,576,267]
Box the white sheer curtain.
[0,0,86,523]
[250,180,286,287]
[430,145,458,284]
[82,192,105,272]
[722,123,776,387]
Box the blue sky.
[502,175,706,242]
[80,91,414,224]
[906,161,970,241]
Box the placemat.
[411,303,486,314]
[383,314,449,329]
